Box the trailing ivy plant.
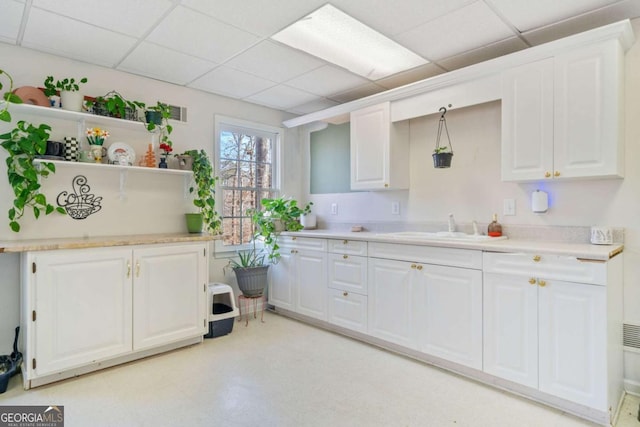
[0,121,65,232]
[145,101,173,148]
[184,149,221,235]
[0,69,23,122]
[86,91,145,120]
[43,76,88,96]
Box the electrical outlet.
[331,203,338,215]
[503,199,516,216]
[391,201,400,215]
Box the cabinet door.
[31,248,132,376]
[133,243,206,350]
[295,249,328,321]
[351,103,391,190]
[554,41,623,179]
[268,250,295,310]
[538,279,607,409]
[327,253,367,294]
[483,273,538,388]
[327,288,368,333]
[368,258,415,348]
[501,58,554,181]
[415,264,482,369]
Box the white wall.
[304,18,640,388]
[0,43,302,352]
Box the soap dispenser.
[488,213,502,237]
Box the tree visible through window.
[218,121,278,246]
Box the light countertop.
[282,230,623,261]
[0,233,219,253]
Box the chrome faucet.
[448,213,456,233]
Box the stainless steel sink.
[376,231,507,242]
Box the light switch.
[331,203,338,215]
[391,202,400,215]
[503,199,516,216]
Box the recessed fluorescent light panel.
[272,4,428,80]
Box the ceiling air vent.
[168,104,187,123]
[623,323,640,352]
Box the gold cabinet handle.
[533,255,541,262]
[343,254,348,259]
[127,261,131,278]
[554,171,560,177]
[416,265,423,271]
[544,171,551,178]
[538,279,547,287]
[135,261,140,278]
[343,291,348,297]
[343,240,348,245]
[384,183,389,188]
[292,237,297,240]
[529,278,536,285]
[410,264,417,269]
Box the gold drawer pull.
[410,264,417,269]
[127,261,131,278]
[343,291,348,297]
[343,240,348,245]
[135,261,140,278]
[529,278,536,285]
[538,279,547,287]
[292,237,297,240]
[554,171,560,177]
[343,254,348,259]
[544,171,551,178]
[416,265,423,271]
[532,255,541,262]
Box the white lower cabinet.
[327,249,368,333]
[21,242,208,386]
[327,288,368,333]
[269,237,328,321]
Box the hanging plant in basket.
[432,106,454,169]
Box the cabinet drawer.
[328,253,367,294]
[483,252,606,285]
[327,288,368,333]
[328,239,367,256]
[279,236,327,251]
[369,242,482,270]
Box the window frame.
[214,115,282,254]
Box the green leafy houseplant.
[184,149,221,235]
[0,69,23,122]
[145,101,173,148]
[43,76,88,96]
[0,120,65,232]
[86,91,145,121]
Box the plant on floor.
[0,120,65,232]
[0,69,23,122]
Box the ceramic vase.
[60,90,84,112]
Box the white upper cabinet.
[350,102,409,191]
[502,40,624,182]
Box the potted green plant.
[184,149,221,234]
[0,69,23,122]
[43,76,88,112]
[432,146,453,168]
[0,120,65,232]
[299,201,316,229]
[86,91,144,121]
[252,197,307,263]
[144,101,173,149]
[227,242,269,298]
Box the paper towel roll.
[532,190,548,213]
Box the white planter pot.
[60,90,84,112]
[300,213,317,230]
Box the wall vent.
[169,104,187,123]
[623,323,640,351]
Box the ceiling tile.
[182,0,325,37]
[32,0,175,37]
[189,65,276,99]
[285,66,371,97]
[437,37,529,71]
[521,0,640,45]
[245,85,319,110]
[146,6,260,63]
[21,8,137,67]
[118,41,217,85]
[286,98,340,115]
[395,1,515,61]
[0,0,25,43]
[487,0,620,33]
[328,82,387,103]
[375,63,447,90]
[225,40,324,83]
[333,0,476,37]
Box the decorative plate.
[107,142,136,165]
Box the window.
[215,116,281,248]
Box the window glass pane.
[240,218,254,244]
[237,161,256,188]
[222,189,238,217]
[241,190,259,217]
[255,163,272,189]
[220,131,239,160]
[222,218,240,246]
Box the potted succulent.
[0,69,23,122]
[184,149,221,234]
[0,120,65,232]
[43,76,88,112]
